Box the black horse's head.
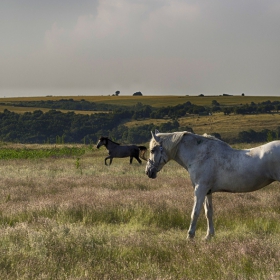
[96,136,108,149]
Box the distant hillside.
[0,96,280,144]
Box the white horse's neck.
[171,133,231,170]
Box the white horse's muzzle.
[145,159,159,179]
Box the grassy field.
[0,104,107,115]
[0,144,279,279]
[126,112,280,142]
[2,94,280,108]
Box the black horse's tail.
[138,146,148,161]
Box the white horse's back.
[176,134,280,193]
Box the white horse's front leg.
[188,185,206,239]
[204,194,215,239]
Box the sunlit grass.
[126,112,280,141]
[0,104,108,114]
[2,94,280,107]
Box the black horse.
[96,137,147,166]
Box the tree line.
[5,98,280,117]
[0,99,280,144]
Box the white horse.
[145,130,280,239]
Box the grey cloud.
[1,0,280,97]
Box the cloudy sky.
[1,0,280,97]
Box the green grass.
[0,146,85,159]
[0,146,279,279]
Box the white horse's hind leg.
[188,185,207,239]
[204,194,215,239]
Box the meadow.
[126,112,280,142]
[2,94,280,108]
[0,144,279,279]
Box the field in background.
[1,95,280,142]
[0,145,279,279]
[0,104,107,115]
[2,94,280,108]
[127,112,280,141]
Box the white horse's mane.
[151,131,188,156]
[151,131,224,156]
[203,133,214,139]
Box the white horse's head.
[145,130,186,178]
[145,130,168,178]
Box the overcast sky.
[1,0,280,97]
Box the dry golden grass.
[126,112,280,141]
[180,112,280,140]
[0,145,279,279]
[0,104,107,115]
[2,95,280,107]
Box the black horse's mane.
[100,136,120,146]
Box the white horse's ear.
[151,131,160,142]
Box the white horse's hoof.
[204,234,214,241]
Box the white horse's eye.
[160,146,163,151]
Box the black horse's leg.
[130,156,133,164]
[135,156,142,164]
[105,156,112,166]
